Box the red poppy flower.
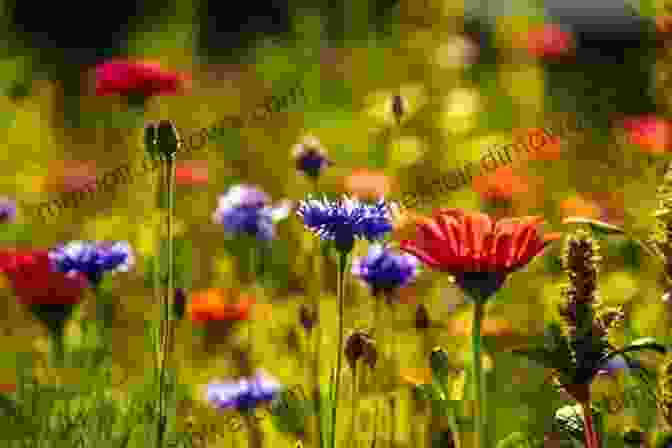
[0,249,88,306]
[620,115,672,153]
[94,59,190,98]
[187,288,255,324]
[400,209,561,299]
[175,161,209,186]
[522,24,574,59]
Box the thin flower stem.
[350,364,359,448]
[310,178,323,448]
[472,300,487,448]
[332,251,348,448]
[156,155,176,448]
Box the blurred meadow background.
[2,0,672,446]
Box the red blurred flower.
[0,249,88,306]
[0,383,15,394]
[187,288,255,324]
[523,24,574,59]
[175,161,209,186]
[344,168,391,200]
[620,115,672,153]
[94,59,190,98]
[472,166,530,202]
[400,209,561,299]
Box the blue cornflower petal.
[48,240,134,287]
[296,195,392,253]
[206,370,282,412]
[212,185,291,241]
[352,243,420,296]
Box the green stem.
[472,300,487,448]
[156,155,176,448]
[50,327,65,368]
[332,251,348,448]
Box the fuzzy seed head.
[561,230,601,305]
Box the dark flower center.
[454,272,507,302]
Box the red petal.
[436,214,461,257]
[399,241,443,268]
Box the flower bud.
[415,304,430,329]
[299,304,317,333]
[144,122,159,161]
[391,95,405,125]
[429,347,450,382]
[345,330,376,370]
[156,120,180,160]
[172,288,186,320]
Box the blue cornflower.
[296,195,392,254]
[206,370,282,412]
[212,185,292,242]
[292,136,332,179]
[48,241,134,287]
[0,197,16,223]
[352,244,420,297]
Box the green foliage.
[496,431,534,448]
[143,237,193,291]
[0,222,32,244]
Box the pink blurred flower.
[94,59,190,98]
[523,24,574,59]
[620,115,672,154]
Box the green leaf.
[561,216,626,236]
[0,223,32,244]
[413,383,442,402]
[269,387,309,434]
[496,431,533,448]
[509,347,561,370]
[610,337,667,357]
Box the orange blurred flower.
[656,15,672,35]
[519,127,563,161]
[0,383,16,393]
[41,160,98,194]
[446,316,515,338]
[175,160,209,186]
[559,196,602,220]
[344,168,391,200]
[187,288,255,324]
[620,115,672,153]
[472,166,530,202]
